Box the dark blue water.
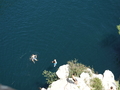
[0,0,120,90]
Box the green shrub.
[116,80,120,90]
[42,70,58,84]
[90,77,103,90]
[118,83,120,90]
[67,59,94,77]
[117,25,120,30]
[117,24,120,35]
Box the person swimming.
[52,59,57,67]
[30,54,38,63]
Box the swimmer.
[30,54,38,63]
[52,59,57,67]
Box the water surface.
[0,0,120,90]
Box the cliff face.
[41,64,117,90]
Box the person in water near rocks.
[30,54,38,63]
[52,59,57,67]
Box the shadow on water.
[35,82,49,89]
[100,34,120,64]
[100,34,118,48]
[35,66,56,88]
[35,65,59,89]
[100,34,120,79]
[113,41,120,65]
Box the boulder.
[56,64,69,79]
[92,74,103,81]
[49,79,68,90]
[76,77,90,90]
[103,70,116,90]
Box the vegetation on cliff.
[42,59,95,85]
[90,77,103,90]
[42,59,120,90]
[117,24,120,35]
[42,70,58,84]
[67,59,95,78]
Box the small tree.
[67,59,94,77]
[42,70,58,84]
[117,24,120,35]
[90,77,103,90]
[116,80,120,90]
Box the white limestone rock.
[80,72,90,80]
[64,82,79,90]
[92,74,103,81]
[103,70,114,82]
[56,64,69,79]
[40,88,46,90]
[44,64,117,90]
[48,79,80,90]
[48,79,67,90]
[76,77,90,90]
[103,70,116,90]
[80,72,91,86]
